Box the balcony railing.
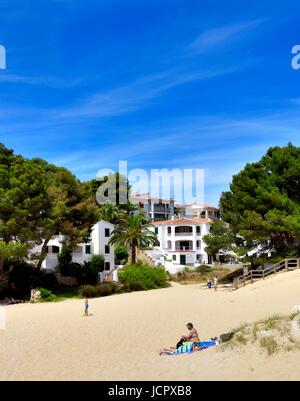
[175,246,194,251]
[175,232,193,236]
[153,207,171,213]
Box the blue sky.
[0,0,300,205]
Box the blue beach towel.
[170,341,216,355]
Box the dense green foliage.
[119,263,169,290]
[203,220,235,258]
[115,246,129,264]
[195,265,213,273]
[0,260,58,299]
[0,143,100,271]
[110,213,158,264]
[90,254,105,272]
[220,144,300,259]
[86,173,137,224]
[57,252,105,285]
[81,282,119,298]
[57,245,72,273]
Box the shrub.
[96,283,119,297]
[38,287,52,299]
[119,263,169,290]
[90,255,105,272]
[81,285,98,298]
[81,282,119,298]
[115,246,129,264]
[80,257,104,285]
[34,271,59,290]
[195,265,212,274]
[123,281,146,292]
[57,246,72,275]
[58,255,106,285]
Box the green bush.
[57,246,72,275]
[1,260,58,299]
[81,285,98,298]
[119,263,169,290]
[81,282,119,298]
[80,257,104,285]
[90,255,105,272]
[115,246,129,264]
[123,281,146,292]
[38,287,52,299]
[195,265,212,274]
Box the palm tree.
[99,203,125,224]
[109,213,158,264]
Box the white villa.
[32,220,115,272]
[177,203,220,220]
[131,193,175,222]
[152,216,214,268]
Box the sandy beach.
[1,270,300,381]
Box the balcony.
[175,246,194,251]
[153,207,171,213]
[175,240,193,252]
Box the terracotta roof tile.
[153,217,212,226]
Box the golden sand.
[1,269,300,381]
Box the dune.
[1,269,300,381]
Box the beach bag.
[220,332,234,342]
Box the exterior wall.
[180,205,220,220]
[132,195,175,222]
[155,221,211,267]
[91,221,115,271]
[33,220,115,272]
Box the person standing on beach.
[84,297,89,316]
[214,276,218,291]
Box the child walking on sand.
[84,297,89,317]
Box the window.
[73,246,83,255]
[172,255,176,261]
[155,227,158,234]
[105,245,110,254]
[196,226,201,235]
[168,227,172,234]
[53,246,60,254]
[105,228,110,237]
[85,245,91,254]
[105,262,110,271]
[46,246,60,254]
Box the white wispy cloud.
[0,73,86,88]
[189,20,263,54]
[58,66,239,119]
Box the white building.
[33,220,115,272]
[131,193,175,222]
[152,217,213,268]
[177,203,220,220]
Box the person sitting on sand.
[176,322,200,349]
